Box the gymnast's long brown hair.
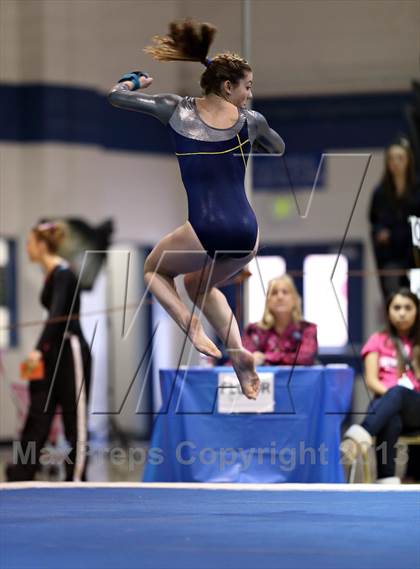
[144,19,252,96]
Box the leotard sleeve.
[108,83,182,125]
[246,110,285,155]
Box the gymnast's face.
[26,231,45,262]
[388,294,417,335]
[267,280,296,320]
[225,71,253,108]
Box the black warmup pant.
[362,386,420,479]
[7,336,91,482]
[375,260,410,301]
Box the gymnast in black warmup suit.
[7,222,91,482]
[108,19,284,399]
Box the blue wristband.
[117,71,149,91]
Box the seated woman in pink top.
[342,288,420,483]
[360,293,420,396]
[243,274,318,366]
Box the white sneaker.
[343,424,373,446]
[376,476,401,484]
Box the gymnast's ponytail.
[144,19,216,66]
[144,19,252,96]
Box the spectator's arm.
[240,325,266,365]
[364,351,388,396]
[295,323,318,365]
[242,324,260,352]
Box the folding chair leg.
[348,459,357,484]
[361,448,371,483]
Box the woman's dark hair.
[144,19,252,96]
[380,138,416,201]
[32,221,65,254]
[384,287,420,372]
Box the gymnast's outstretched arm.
[247,110,285,155]
[108,80,182,125]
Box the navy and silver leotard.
[109,84,285,258]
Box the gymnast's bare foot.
[228,348,260,400]
[187,315,222,359]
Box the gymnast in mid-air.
[109,19,285,399]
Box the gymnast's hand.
[139,76,153,89]
[122,76,153,90]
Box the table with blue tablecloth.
[143,365,354,483]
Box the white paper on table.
[217,372,274,414]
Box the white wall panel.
[180,0,419,95]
